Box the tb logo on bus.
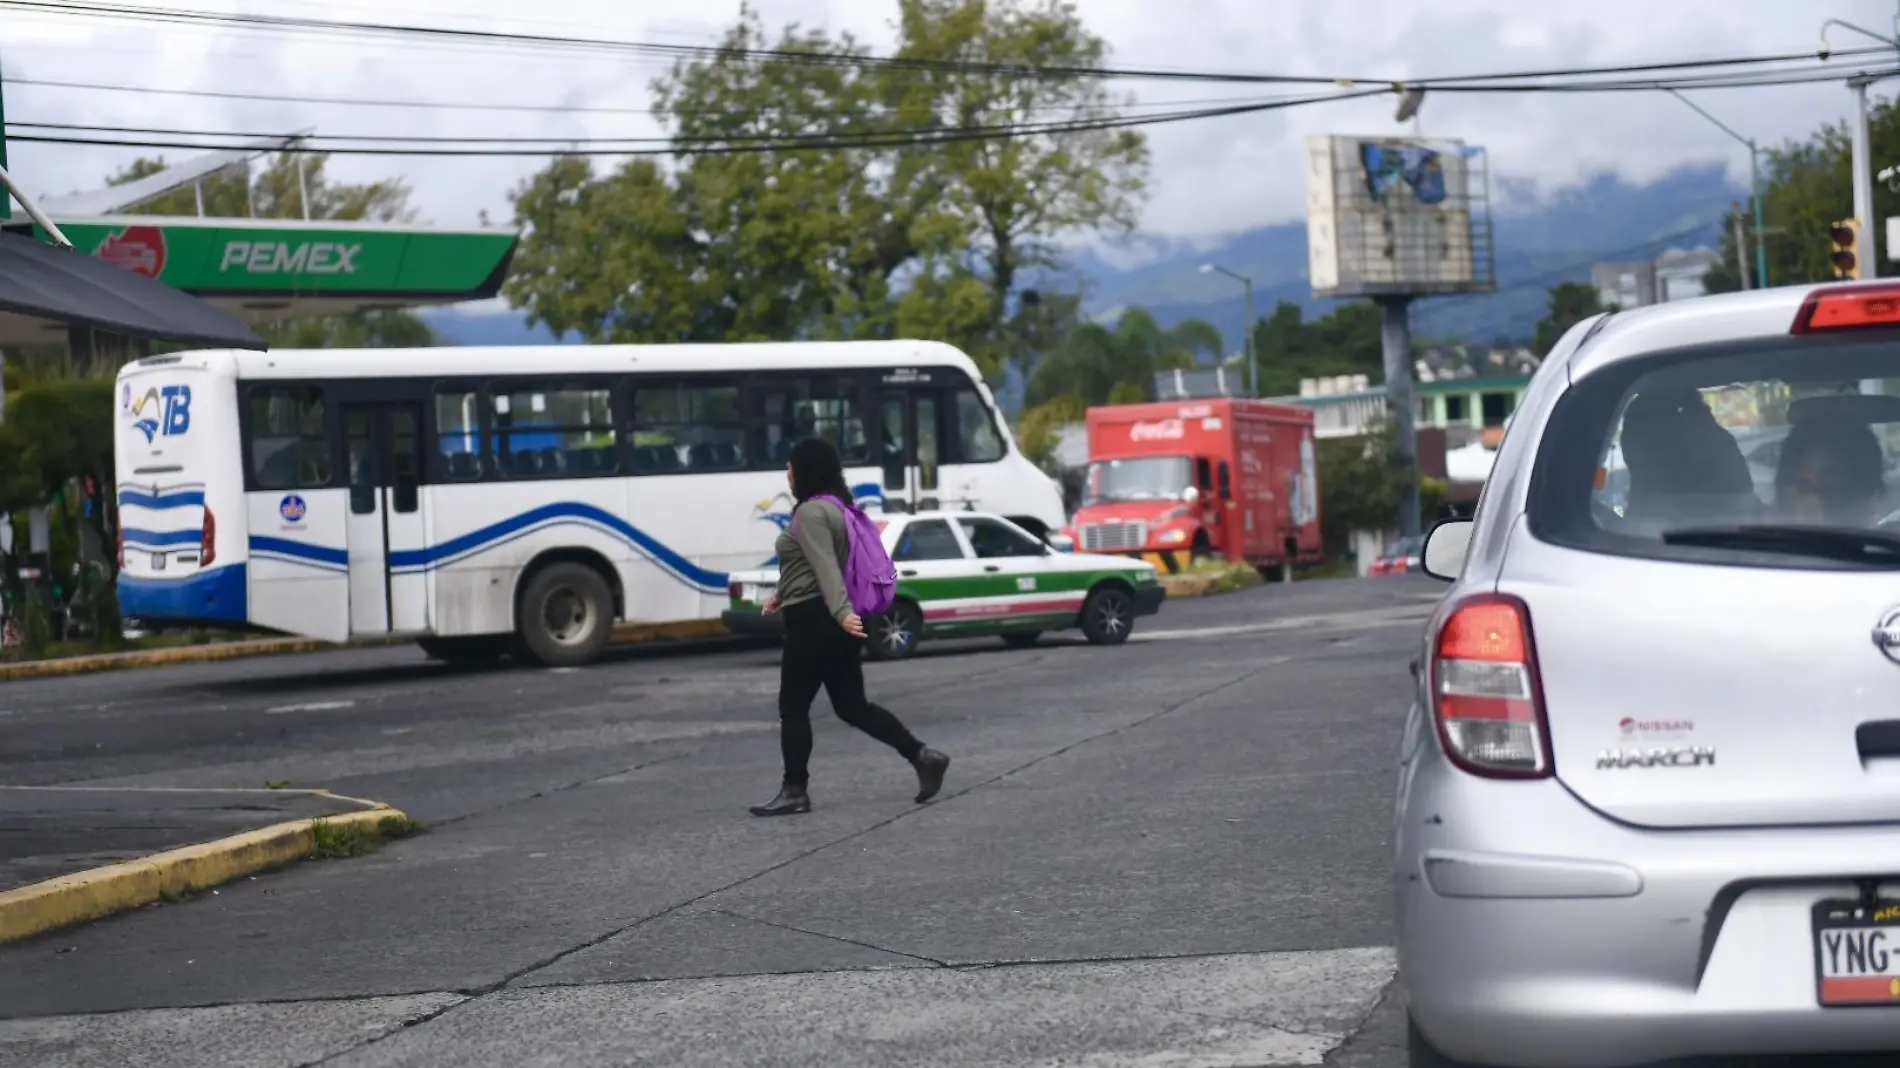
[127,385,193,444]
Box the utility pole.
[1854,76,1876,277]
[1731,204,1752,289]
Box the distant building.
[1592,247,1721,309]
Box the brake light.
[1430,594,1550,778]
[1792,282,1900,334]
[200,507,217,568]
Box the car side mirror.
[1046,533,1075,554]
[1420,518,1474,582]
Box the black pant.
[778,598,923,787]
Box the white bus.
[113,341,1065,666]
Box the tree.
[1024,308,1220,408]
[1705,94,1900,294]
[1247,300,1384,398]
[1315,420,1447,556]
[104,153,433,348]
[504,0,1147,378]
[1532,282,1606,355]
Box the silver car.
[1399,279,1900,1067]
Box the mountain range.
[419,162,1744,356]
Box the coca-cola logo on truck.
[1129,419,1185,441]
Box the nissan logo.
[1875,607,1900,665]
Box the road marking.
[263,700,357,715]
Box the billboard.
[1306,135,1496,300]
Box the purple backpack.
[797,494,898,617]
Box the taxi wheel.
[1000,631,1042,649]
[1080,587,1135,646]
[866,602,922,661]
[1407,1014,1488,1068]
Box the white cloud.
[2,0,1894,237]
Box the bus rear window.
[249,386,333,490]
[1529,338,1900,567]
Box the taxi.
[721,510,1166,660]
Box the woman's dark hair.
[1775,418,1884,519]
[788,437,852,504]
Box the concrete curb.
[0,619,741,683]
[0,789,407,945]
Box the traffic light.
[1829,218,1862,279]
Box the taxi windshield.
[1085,457,1193,505]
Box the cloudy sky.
[2,0,1895,240]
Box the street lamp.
[1200,263,1257,397]
[1664,89,1768,290]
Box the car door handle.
[983,565,1000,572]
[900,569,918,577]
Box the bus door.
[342,402,429,634]
[878,371,944,514]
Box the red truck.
[1061,399,1323,574]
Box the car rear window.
[1529,335,1900,569]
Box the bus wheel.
[866,601,922,661]
[1080,587,1135,646]
[516,562,614,668]
[417,635,511,667]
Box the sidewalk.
[0,787,407,944]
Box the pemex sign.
[40,218,516,297]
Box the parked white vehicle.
[112,341,1064,667]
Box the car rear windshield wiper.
[1659,523,1900,564]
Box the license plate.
[1813,898,1900,1006]
[150,552,167,571]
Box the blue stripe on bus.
[385,503,729,591]
[118,564,247,624]
[118,489,206,509]
[121,527,205,548]
[248,537,350,568]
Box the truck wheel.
[866,601,922,661]
[515,562,614,668]
[417,635,512,667]
[1080,587,1135,646]
[1001,631,1042,649]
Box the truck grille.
[1079,522,1147,552]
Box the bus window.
[249,385,333,490]
[753,375,867,466]
[630,381,744,474]
[951,386,1006,464]
[490,382,617,479]
[433,386,483,482]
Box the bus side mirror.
[1195,457,1213,492]
[1420,518,1474,582]
[1216,461,1232,502]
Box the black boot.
[912,748,950,804]
[749,784,811,817]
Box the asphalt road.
[0,576,1443,1067]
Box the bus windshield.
[1085,457,1193,505]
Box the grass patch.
[307,815,425,860]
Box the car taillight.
[1431,594,1550,778]
[201,508,217,568]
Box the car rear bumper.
[719,609,783,636]
[1397,703,1900,1067]
[1133,585,1167,617]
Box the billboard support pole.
[1377,295,1421,539]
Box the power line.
[3,0,1887,90]
[3,88,1390,157]
[0,74,1320,119]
